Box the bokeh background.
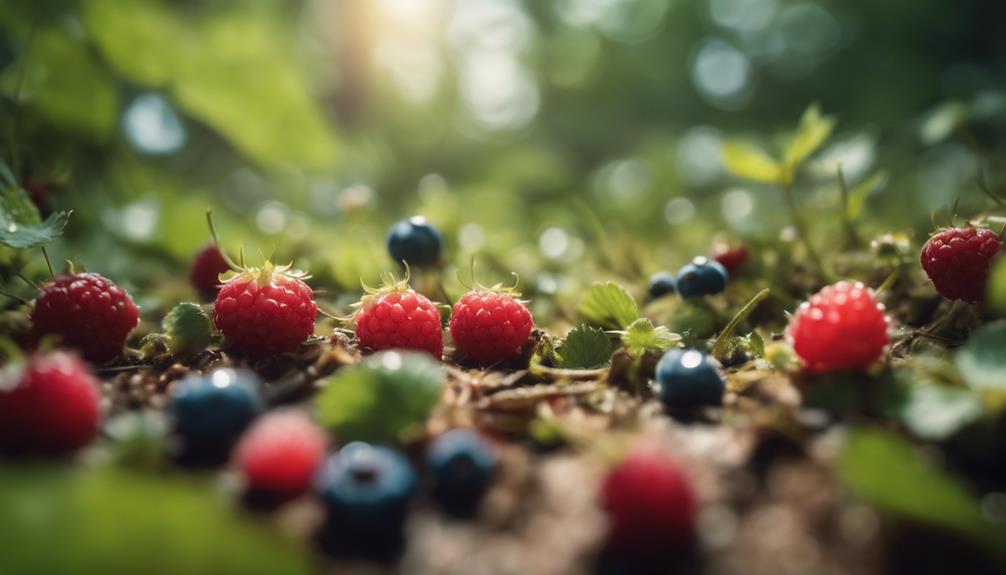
[2,0,1005,313]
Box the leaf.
[721,140,783,183]
[894,375,983,441]
[838,427,1006,560]
[0,181,70,249]
[162,302,214,357]
[988,258,1006,316]
[559,325,614,369]
[846,170,889,221]
[578,281,638,330]
[315,351,444,443]
[956,321,1006,409]
[82,0,185,87]
[0,465,315,575]
[620,318,681,357]
[919,101,968,145]
[784,104,836,167]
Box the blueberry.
[168,368,263,463]
[647,272,677,300]
[675,257,728,299]
[317,442,417,537]
[427,429,497,517]
[656,349,725,409]
[387,216,442,268]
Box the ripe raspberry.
[233,410,326,501]
[189,244,230,298]
[31,272,140,363]
[920,226,1002,303]
[788,281,889,374]
[601,446,697,553]
[354,277,443,359]
[214,262,317,357]
[0,351,102,455]
[449,290,533,364]
[712,241,749,275]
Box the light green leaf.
[162,303,214,357]
[919,101,968,145]
[784,104,836,167]
[846,170,889,220]
[578,281,638,330]
[559,325,614,369]
[898,381,983,441]
[721,140,783,184]
[956,322,1006,410]
[83,0,186,87]
[988,258,1006,317]
[315,351,443,443]
[0,180,69,249]
[620,318,681,357]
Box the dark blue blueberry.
[647,272,677,300]
[387,216,442,268]
[427,429,497,517]
[168,368,263,463]
[656,349,725,409]
[675,257,728,299]
[317,442,417,537]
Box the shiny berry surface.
[0,351,101,455]
[656,349,725,409]
[233,410,326,501]
[920,226,1002,303]
[214,271,316,357]
[168,368,263,462]
[189,244,230,297]
[356,289,444,359]
[788,281,889,374]
[675,257,728,299]
[427,428,497,516]
[387,216,442,268]
[647,272,676,299]
[31,272,139,363]
[449,290,533,364]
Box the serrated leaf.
[162,302,213,357]
[621,318,681,357]
[578,281,638,330]
[784,104,836,167]
[846,171,889,221]
[559,325,614,369]
[721,140,783,183]
[315,351,443,443]
[0,181,70,249]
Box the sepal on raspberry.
[449,264,534,365]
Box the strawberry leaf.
[559,325,613,369]
[578,281,638,330]
[620,318,680,357]
[0,178,70,249]
[721,140,783,183]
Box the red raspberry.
[712,241,749,275]
[788,281,889,374]
[920,227,1002,303]
[233,410,326,501]
[31,272,140,363]
[214,263,317,357]
[601,446,697,553]
[189,244,230,297]
[0,351,102,455]
[355,286,443,359]
[449,290,533,364]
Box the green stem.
[781,180,827,281]
[710,288,770,359]
[836,165,861,247]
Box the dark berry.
[168,368,263,463]
[189,244,230,298]
[647,272,676,299]
[0,351,101,455]
[788,281,889,374]
[449,290,533,364]
[31,272,140,363]
[233,410,326,502]
[675,257,728,299]
[387,216,442,268]
[712,241,749,275]
[920,226,1002,303]
[656,349,725,409]
[427,429,497,517]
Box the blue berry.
[675,257,728,299]
[647,272,677,299]
[656,349,725,409]
[387,216,442,268]
[427,429,497,517]
[168,368,263,463]
[317,442,417,536]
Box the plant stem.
[781,180,828,281]
[710,288,770,359]
[836,165,861,247]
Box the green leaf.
[956,321,1006,409]
[988,258,1006,316]
[315,351,443,443]
[0,181,70,249]
[0,465,315,575]
[897,379,983,441]
[784,104,836,167]
[162,302,214,357]
[82,0,185,87]
[559,325,614,369]
[578,281,638,330]
[919,101,968,145]
[838,427,1006,560]
[846,170,889,221]
[620,318,680,357]
[721,140,783,183]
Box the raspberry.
[0,351,102,455]
[31,272,140,363]
[449,290,533,364]
[920,226,1002,303]
[601,446,697,553]
[712,241,749,274]
[387,216,442,268]
[788,281,889,374]
[214,262,317,357]
[354,278,443,359]
[189,244,230,298]
[233,410,326,502]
